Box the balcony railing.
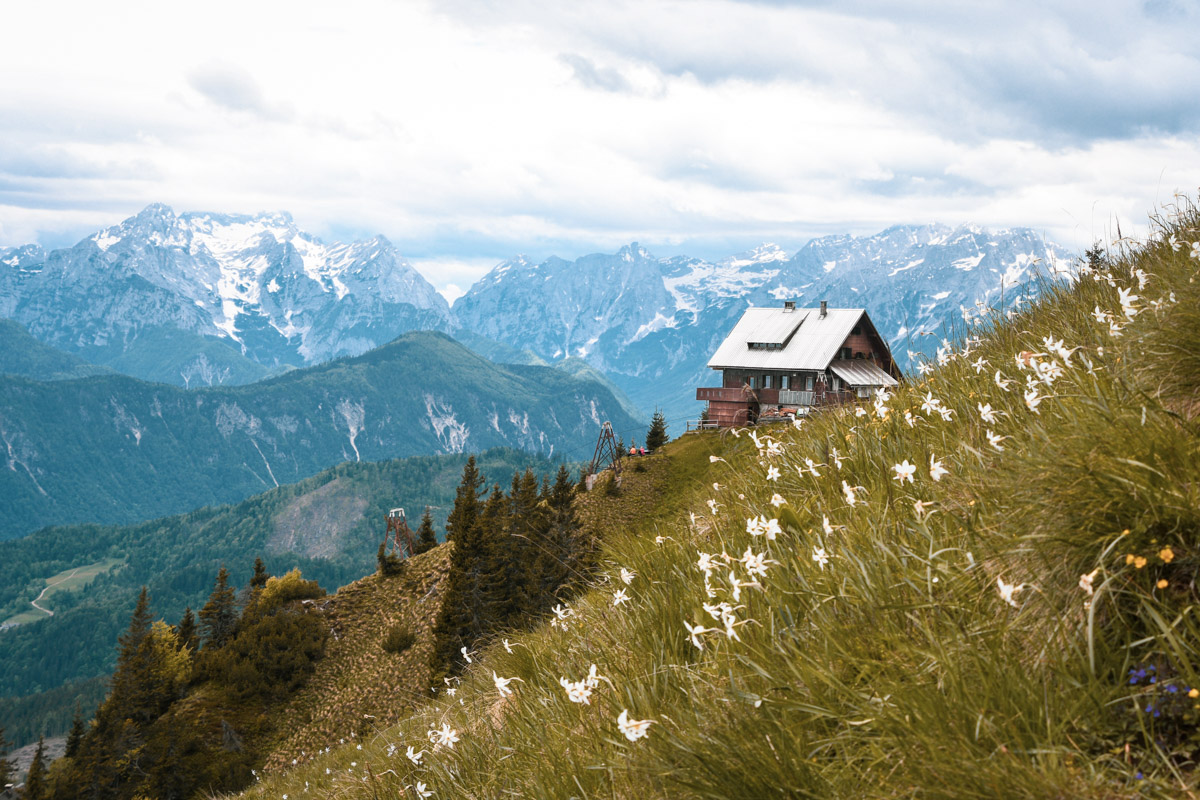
[777,389,815,406]
[695,387,779,403]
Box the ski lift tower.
[383,507,416,558]
[583,421,623,491]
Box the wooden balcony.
[695,387,778,403]
[778,389,815,406]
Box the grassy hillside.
[0,329,642,539]
[240,200,1200,798]
[0,448,555,747]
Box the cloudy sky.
[1,0,1198,300]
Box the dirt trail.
[30,566,82,617]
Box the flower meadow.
[242,198,1200,798]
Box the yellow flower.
[1134,556,1147,569]
[1157,579,1168,589]
[1160,547,1175,563]
[1189,689,1199,699]
[1126,554,1135,565]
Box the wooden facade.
[697,302,900,426]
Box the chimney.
[819,300,827,318]
[783,300,795,312]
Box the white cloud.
[1,0,1198,289]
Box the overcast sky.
[1,0,1198,301]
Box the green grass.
[237,198,1200,798]
[2,558,124,626]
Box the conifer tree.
[24,735,46,800]
[501,469,545,618]
[175,606,199,652]
[445,456,485,543]
[65,706,86,759]
[249,557,270,590]
[532,464,578,607]
[199,566,238,649]
[431,482,506,678]
[414,507,438,554]
[0,724,12,789]
[645,408,669,450]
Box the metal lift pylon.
[584,421,623,491]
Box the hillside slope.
[0,330,640,539]
[243,200,1200,798]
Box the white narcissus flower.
[1079,568,1100,597]
[617,710,654,742]
[978,403,999,425]
[684,620,712,650]
[904,410,917,428]
[804,457,821,477]
[460,646,472,664]
[822,515,834,536]
[842,480,858,506]
[812,547,829,570]
[972,356,988,373]
[929,455,948,482]
[994,371,1014,391]
[620,567,636,585]
[770,493,786,507]
[913,499,930,520]
[917,361,933,376]
[429,723,459,748]
[503,639,514,654]
[766,466,781,482]
[986,430,1007,452]
[709,455,725,463]
[1168,234,1180,251]
[1092,305,1109,324]
[1024,388,1044,414]
[740,546,771,578]
[707,498,720,515]
[762,518,782,540]
[493,671,521,697]
[996,576,1023,608]
[406,746,424,765]
[855,406,867,417]
[613,588,630,606]
[559,677,593,704]
[893,460,917,484]
[746,515,766,536]
[413,781,433,798]
[920,392,941,415]
[830,447,844,469]
[1190,241,1200,260]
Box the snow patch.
[952,254,985,272]
[888,258,924,277]
[629,313,677,343]
[931,291,951,300]
[823,260,837,273]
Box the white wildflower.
[413,781,433,798]
[978,403,999,424]
[559,676,593,704]
[684,620,712,650]
[429,723,459,749]
[493,671,520,698]
[994,370,1014,391]
[822,514,835,536]
[766,466,780,482]
[996,576,1024,608]
[1191,241,1200,260]
[620,567,636,585]
[770,493,786,507]
[893,460,916,484]
[986,430,1007,452]
[406,746,424,765]
[503,639,514,654]
[972,356,988,374]
[460,646,473,664]
[1079,568,1100,597]
[707,498,720,515]
[613,588,630,606]
[929,454,948,482]
[697,551,718,575]
[812,547,829,570]
[842,480,858,507]
[617,710,654,742]
[1023,387,1044,414]
[740,545,772,578]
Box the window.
[831,375,841,392]
[748,376,757,389]
[857,387,870,398]
[780,375,789,390]
[763,375,772,389]
[841,347,852,359]
[805,375,814,391]
[854,351,864,359]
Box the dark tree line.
[430,457,584,680]
[43,561,326,800]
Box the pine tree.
[430,483,506,678]
[65,706,86,758]
[377,542,404,576]
[175,606,199,652]
[445,456,485,543]
[501,469,545,618]
[414,507,438,554]
[199,566,238,649]
[0,724,12,789]
[25,735,47,800]
[645,408,669,450]
[532,464,579,607]
[249,557,270,590]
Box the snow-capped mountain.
[0,204,450,384]
[452,225,1073,419]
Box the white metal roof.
[707,306,867,371]
[830,359,899,387]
